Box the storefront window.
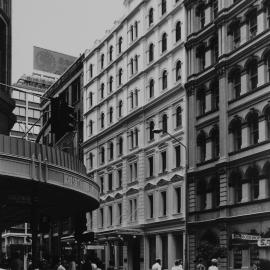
[250,245,259,266]
[233,248,242,269]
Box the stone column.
[241,126,249,148]
[259,178,268,200]
[168,233,176,270]
[105,244,110,270]
[156,235,162,260]
[241,182,250,203]
[144,236,150,270]
[258,118,266,143]
[114,245,119,269]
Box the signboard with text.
[231,233,261,241]
[258,238,270,247]
[33,46,76,75]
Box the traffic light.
[63,103,76,132]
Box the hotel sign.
[258,238,270,247]
[232,233,261,241]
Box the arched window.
[197,178,207,210]
[149,8,154,26]
[229,117,242,151]
[89,92,93,107]
[196,44,206,71]
[162,114,168,134]
[176,107,182,128]
[247,110,259,145]
[101,112,105,128]
[246,59,258,91]
[265,106,270,139]
[149,121,155,141]
[118,36,123,54]
[196,3,205,29]
[130,58,134,75]
[209,176,220,208]
[118,68,123,86]
[134,55,138,72]
[130,25,134,41]
[100,83,105,99]
[134,89,139,107]
[118,137,123,156]
[109,107,113,123]
[197,131,206,162]
[130,92,134,109]
[161,0,167,15]
[228,20,241,49]
[210,79,219,110]
[176,61,181,81]
[89,120,93,135]
[176,21,181,42]
[210,126,219,159]
[101,54,104,69]
[229,170,243,203]
[109,45,113,62]
[118,100,123,118]
[246,166,260,200]
[229,68,241,99]
[162,70,168,90]
[247,9,257,39]
[109,76,113,92]
[89,64,93,78]
[89,153,93,169]
[135,128,139,147]
[109,142,114,160]
[197,88,206,116]
[149,43,154,62]
[130,130,134,148]
[100,147,105,164]
[134,21,138,38]
[162,33,167,52]
[149,79,154,98]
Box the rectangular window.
[162,235,168,269]
[161,151,167,172]
[175,187,181,213]
[134,162,137,179]
[148,156,154,177]
[233,248,242,269]
[148,194,154,218]
[129,164,133,181]
[149,236,156,268]
[100,208,104,228]
[175,145,181,168]
[134,199,137,221]
[108,173,113,191]
[161,191,167,216]
[100,176,104,194]
[129,200,133,222]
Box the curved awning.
[0,134,100,228]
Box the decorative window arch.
[175,21,181,42]
[246,8,257,39]
[118,137,123,156]
[118,36,123,54]
[134,89,139,107]
[134,21,138,38]
[109,107,113,123]
[100,147,105,164]
[161,33,167,52]
[89,92,93,107]
[100,83,105,99]
[130,25,134,41]
[210,79,219,110]
[130,58,134,75]
[229,170,243,203]
[89,64,93,78]
[118,100,123,118]
[228,67,241,99]
[118,68,123,86]
[109,45,113,62]
[196,44,206,71]
[89,153,93,169]
[130,91,134,109]
[109,76,114,92]
[100,112,105,128]
[89,120,93,135]
[162,70,168,90]
[101,54,105,69]
[228,19,241,49]
[197,88,206,116]
[210,125,219,159]
[109,141,114,160]
[176,106,182,128]
[245,166,260,200]
[135,128,139,147]
[149,121,155,141]
[196,3,205,29]
[210,35,219,64]
[161,0,167,15]
[246,58,258,91]
[134,55,138,72]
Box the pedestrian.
[178,260,183,270]
[57,259,66,270]
[68,256,76,270]
[252,263,258,270]
[196,258,206,270]
[152,259,161,270]
[208,259,218,270]
[171,260,181,270]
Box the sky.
[12,0,125,83]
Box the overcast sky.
[12,0,125,83]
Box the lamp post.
[153,129,188,270]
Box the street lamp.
[153,129,188,270]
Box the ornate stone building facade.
[83,1,186,270]
[185,0,270,269]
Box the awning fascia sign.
[231,233,261,241]
[85,245,104,250]
[257,238,270,247]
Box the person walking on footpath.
[171,260,182,270]
[196,258,206,270]
[152,259,162,270]
[208,259,218,270]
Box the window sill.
[127,180,138,187]
[146,217,155,221]
[197,157,219,166]
[158,171,168,176]
[158,215,168,219]
[172,166,183,172]
[146,176,155,181]
[172,212,182,217]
